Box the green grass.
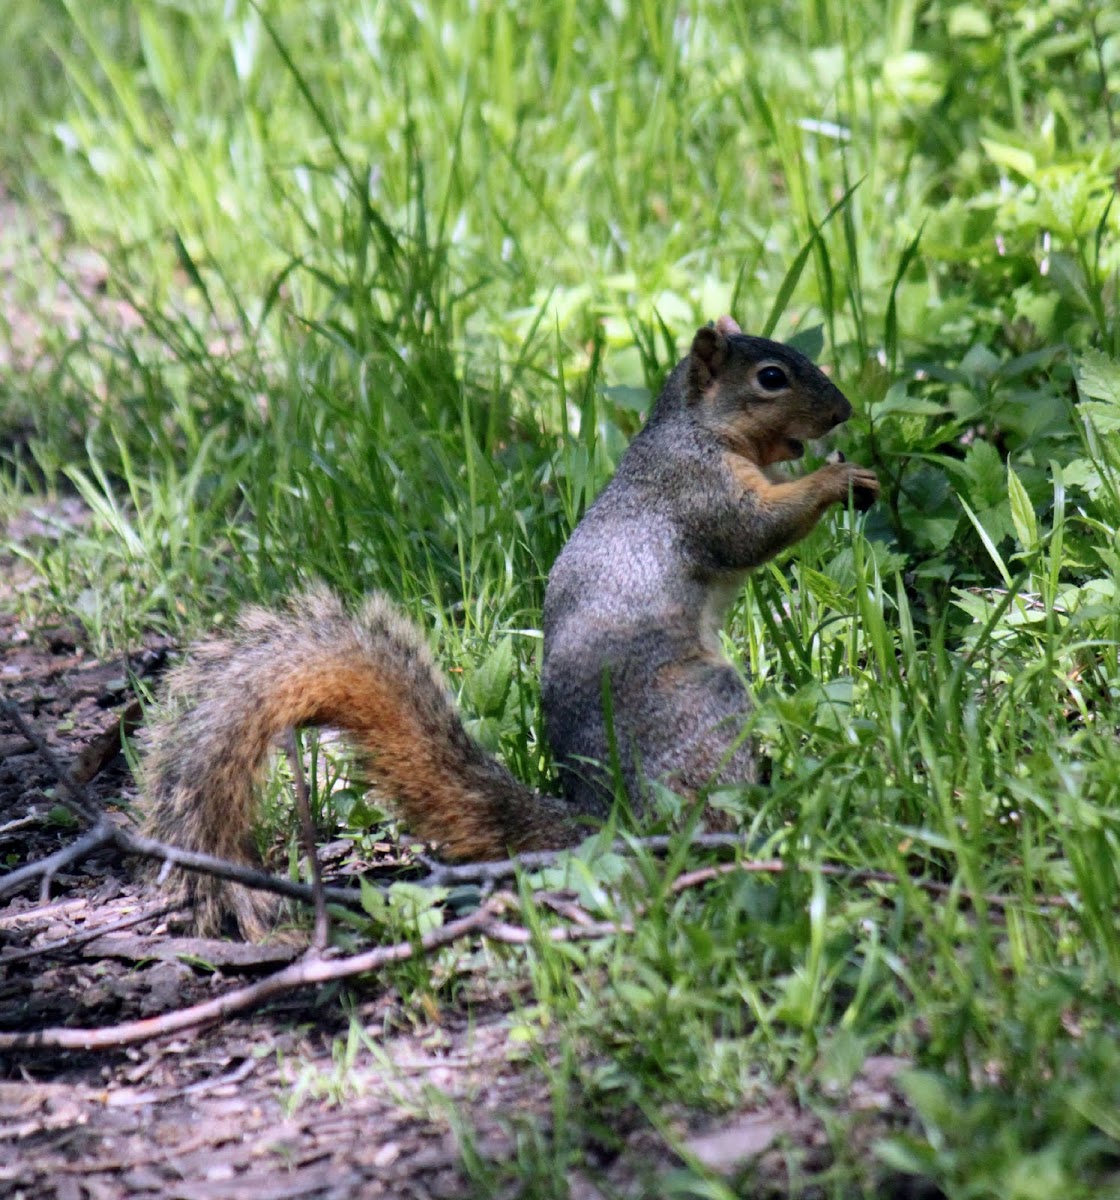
[3,0,1120,1194]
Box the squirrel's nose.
[829,396,853,427]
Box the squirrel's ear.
[688,326,728,398]
[715,314,742,336]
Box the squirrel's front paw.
[846,465,879,512]
[825,460,878,511]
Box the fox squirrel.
[142,316,878,937]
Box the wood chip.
[80,935,298,969]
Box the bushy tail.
[142,587,577,937]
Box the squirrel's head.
[684,316,853,466]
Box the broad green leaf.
[980,138,1037,180]
[465,636,515,718]
[1076,349,1120,406]
[962,439,1006,509]
[870,383,948,419]
[787,323,824,360]
[600,385,651,413]
[948,5,992,38]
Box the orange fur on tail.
[143,588,577,937]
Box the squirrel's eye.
[757,365,788,391]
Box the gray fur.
[542,329,854,812]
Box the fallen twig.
[410,833,751,887]
[0,829,1073,1051]
[0,815,42,837]
[0,901,186,965]
[0,696,101,824]
[80,933,297,969]
[665,860,1068,912]
[0,822,117,902]
[0,694,371,912]
[0,894,635,1051]
[286,730,329,950]
[0,817,368,910]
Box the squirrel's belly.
[698,573,747,655]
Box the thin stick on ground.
[0,902,500,1051]
[0,699,371,910]
[0,695,101,824]
[0,895,637,1051]
[285,731,329,951]
[0,902,186,965]
[0,688,1077,1054]
[1,824,118,901]
[0,817,367,909]
[0,847,1047,1054]
[0,815,43,836]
